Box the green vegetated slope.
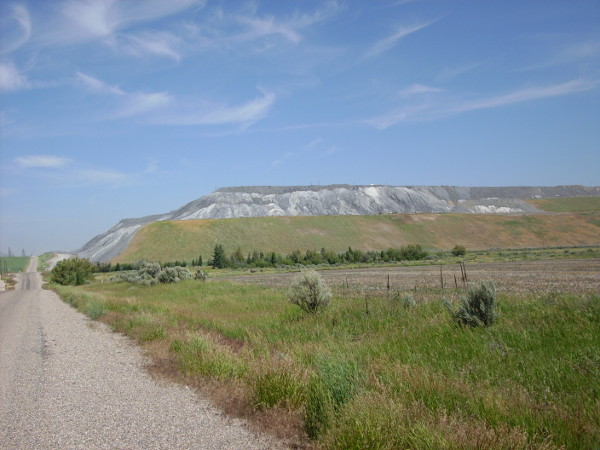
[529,196,600,212]
[115,210,600,264]
[0,256,31,272]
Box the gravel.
[0,258,282,449]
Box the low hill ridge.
[76,184,600,262]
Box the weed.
[252,367,305,409]
[84,299,106,319]
[172,335,247,379]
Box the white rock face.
[76,184,600,262]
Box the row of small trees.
[210,244,432,269]
[72,244,468,275]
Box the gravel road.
[0,257,281,449]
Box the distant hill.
[76,185,600,262]
[112,207,600,264]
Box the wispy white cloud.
[76,71,122,95]
[233,1,341,45]
[115,92,172,118]
[75,71,273,127]
[0,61,29,91]
[157,90,276,127]
[115,31,182,61]
[51,0,202,44]
[450,79,598,113]
[363,19,438,59]
[13,154,137,188]
[365,103,431,130]
[1,4,32,54]
[143,158,159,174]
[76,72,172,118]
[14,155,71,168]
[367,79,598,129]
[398,83,442,97]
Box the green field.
[0,256,30,273]
[52,258,600,448]
[115,212,600,264]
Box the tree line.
[92,244,430,272]
[209,244,429,269]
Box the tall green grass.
[52,278,600,448]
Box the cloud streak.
[76,72,274,127]
[368,79,598,129]
[115,31,183,61]
[398,83,442,97]
[235,1,341,45]
[76,72,172,118]
[14,154,136,188]
[14,155,71,168]
[157,90,276,127]
[52,0,202,44]
[1,4,31,54]
[450,79,597,113]
[363,19,438,59]
[0,61,29,91]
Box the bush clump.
[195,269,208,281]
[452,244,467,257]
[395,291,416,308]
[157,266,193,283]
[120,262,192,285]
[287,270,332,313]
[445,281,497,327]
[51,257,95,285]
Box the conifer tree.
[212,245,226,269]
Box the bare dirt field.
[221,258,600,296]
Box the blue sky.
[1,0,599,255]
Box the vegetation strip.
[49,257,600,448]
[114,210,600,264]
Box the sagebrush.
[287,270,332,313]
[446,281,497,327]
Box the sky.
[1,0,599,255]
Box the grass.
[38,252,56,271]
[50,260,600,449]
[114,212,600,264]
[529,196,600,213]
[0,256,31,273]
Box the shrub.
[195,269,208,281]
[51,257,95,285]
[138,262,161,278]
[119,262,191,285]
[446,281,497,327]
[395,292,416,308]
[452,245,467,257]
[400,244,428,260]
[287,270,332,313]
[157,266,192,283]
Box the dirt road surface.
[0,257,280,449]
